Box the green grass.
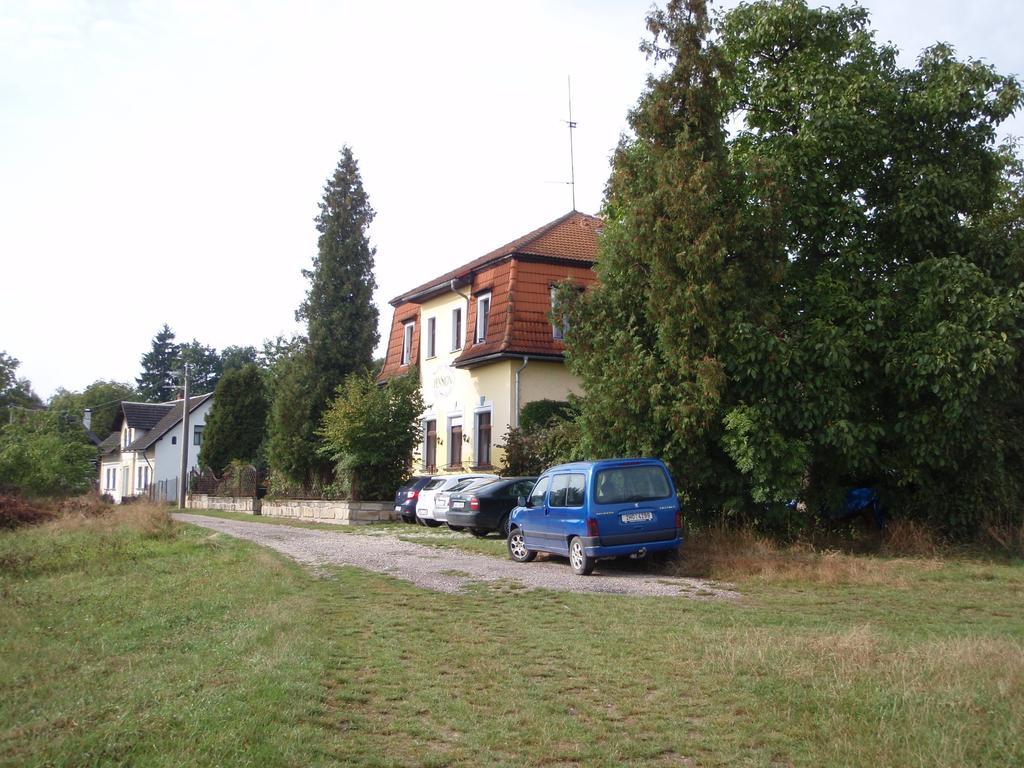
[2,507,1022,766]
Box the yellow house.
[378,211,601,473]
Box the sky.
[2,0,1022,399]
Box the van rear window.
[594,466,672,504]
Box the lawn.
[2,506,1021,767]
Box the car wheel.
[447,524,465,532]
[498,513,511,539]
[569,536,595,576]
[469,527,489,538]
[507,528,536,563]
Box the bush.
[0,412,96,497]
[519,399,573,433]
[0,494,54,529]
[317,370,424,500]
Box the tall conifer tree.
[136,324,180,403]
[268,146,379,484]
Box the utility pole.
[177,364,190,509]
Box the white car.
[416,474,498,526]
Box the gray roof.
[98,432,121,456]
[117,401,174,430]
[127,393,213,451]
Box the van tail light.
[407,490,419,500]
[586,518,600,537]
[469,497,479,511]
[675,511,682,529]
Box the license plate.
[452,501,465,509]
[394,506,402,512]
[621,511,654,524]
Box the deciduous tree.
[318,371,423,500]
[567,0,1024,535]
[48,380,136,439]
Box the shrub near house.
[318,371,424,501]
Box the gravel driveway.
[173,513,738,600]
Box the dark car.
[447,476,538,538]
[393,476,433,523]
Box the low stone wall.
[186,495,396,525]
[260,499,396,525]
[187,494,260,514]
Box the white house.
[98,394,213,503]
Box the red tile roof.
[389,211,601,306]
[379,211,601,382]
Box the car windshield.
[594,466,672,504]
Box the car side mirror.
[518,495,527,508]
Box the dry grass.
[45,501,176,539]
[674,525,944,585]
[979,521,1024,557]
[880,517,941,557]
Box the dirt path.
[173,513,739,600]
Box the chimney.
[83,408,92,432]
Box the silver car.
[415,473,498,526]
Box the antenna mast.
[565,75,577,211]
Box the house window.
[144,466,150,489]
[401,321,415,365]
[475,411,492,467]
[137,466,143,490]
[426,316,436,358]
[451,308,463,351]
[194,424,204,446]
[424,419,437,472]
[551,286,569,340]
[475,293,491,342]
[449,418,463,468]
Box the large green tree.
[219,345,259,374]
[0,351,42,414]
[136,325,180,403]
[200,364,269,473]
[48,380,136,438]
[269,147,380,485]
[568,0,1024,535]
[178,339,222,395]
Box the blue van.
[507,458,682,575]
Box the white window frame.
[194,424,204,446]
[401,321,415,365]
[426,316,436,359]
[475,293,491,343]
[447,414,464,468]
[551,285,569,340]
[474,409,493,468]
[451,307,463,352]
